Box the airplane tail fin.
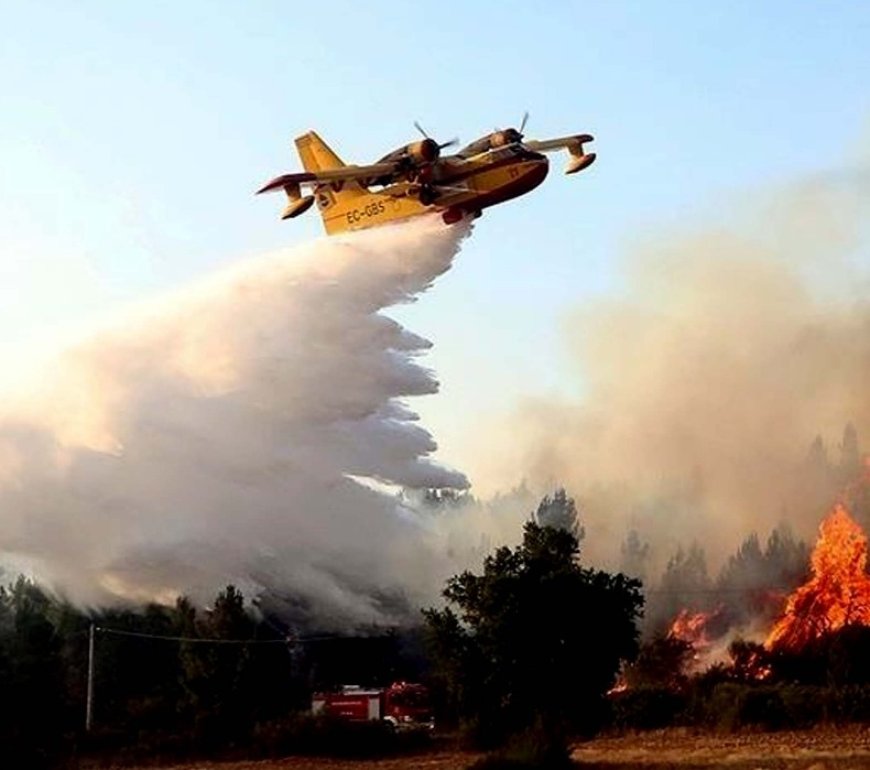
[295,131,347,174]
[294,131,368,220]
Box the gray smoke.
[466,158,870,580]
[0,216,470,627]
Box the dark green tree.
[424,509,643,751]
[807,434,828,466]
[763,523,810,589]
[709,526,810,630]
[622,633,694,690]
[178,585,258,743]
[839,423,861,480]
[91,601,186,733]
[717,533,764,591]
[0,578,67,767]
[533,487,583,537]
[649,542,712,631]
[619,529,651,582]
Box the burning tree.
[642,521,811,679]
[765,502,870,652]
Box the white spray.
[0,216,470,627]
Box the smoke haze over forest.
[0,149,868,631]
[465,148,870,580]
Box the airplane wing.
[524,134,593,153]
[256,163,398,194]
[525,134,596,174]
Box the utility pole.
[86,623,95,732]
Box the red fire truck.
[311,681,434,730]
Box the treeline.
[7,484,870,769]
[618,422,869,636]
[0,579,426,768]
[641,522,811,633]
[0,490,644,769]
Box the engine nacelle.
[377,138,440,167]
[407,138,440,163]
[489,128,523,149]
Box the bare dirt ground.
[111,753,476,770]
[571,725,870,768]
[114,726,870,770]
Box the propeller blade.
[414,122,457,153]
[518,110,529,135]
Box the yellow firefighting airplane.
[257,114,596,235]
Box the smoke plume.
[470,159,870,578]
[0,216,469,627]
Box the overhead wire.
[93,626,348,645]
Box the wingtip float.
[257,118,596,235]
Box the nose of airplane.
[525,156,549,189]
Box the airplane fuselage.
[437,149,549,213]
[317,147,549,234]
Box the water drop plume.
[0,215,470,627]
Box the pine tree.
[533,487,584,538]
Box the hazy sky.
[1,1,868,486]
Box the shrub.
[777,684,827,727]
[466,723,573,770]
[829,685,870,723]
[609,687,688,730]
[735,687,787,730]
[687,682,824,732]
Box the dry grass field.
[572,726,870,768]
[107,725,870,770]
[110,753,475,770]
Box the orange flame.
[668,608,714,647]
[666,607,729,674]
[765,501,870,651]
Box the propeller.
[414,121,459,151]
[518,110,529,136]
[493,111,530,146]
